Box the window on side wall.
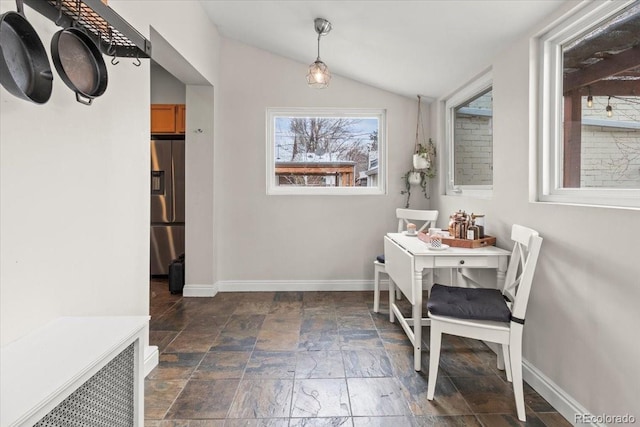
[536,0,640,209]
[444,70,493,197]
[266,108,386,195]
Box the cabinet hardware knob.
[459,260,465,265]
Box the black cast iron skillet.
[0,0,53,104]
[51,26,108,105]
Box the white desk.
[383,233,510,371]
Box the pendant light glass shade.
[307,18,332,89]
[307,60,331,88]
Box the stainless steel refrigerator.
[150,139,185,275]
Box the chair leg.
[502,344,513,382]
[427,321,441,400]
[373,268,381,313]
[395,288,402,300]
[510,326,526,422]
[389,278,396,323]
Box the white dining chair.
[373,208,438,313]
[426,224,543,422]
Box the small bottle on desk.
[467,216,480,240]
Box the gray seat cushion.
[427,284,511,323]
[376,254,385,263]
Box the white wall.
[214,39,426,287]
[151,62,186,104]
[429,6,640,418]
[0,3,149,345]
[0,1,221,349]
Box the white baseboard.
[183,283,219,297]
[475,343,592,426]
[181,278,441,296]
[144,345,159,377]
[216,279,377,292]
[522,359,601,427]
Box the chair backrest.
[395,208,439,233]
[503,224,543,322]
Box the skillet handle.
[16,0,24,16]
[75,92,93,106]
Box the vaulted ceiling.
[199,0,570,99]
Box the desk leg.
[413,270,422,371]
[389,278,396,323]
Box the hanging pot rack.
[23,0,151,59]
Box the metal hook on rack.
[107,28,119,65]
[133,53,141,67]
[72,0,89,35]
[54,0,64,26]
[74,0,82,28]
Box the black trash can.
[168,253,185,294]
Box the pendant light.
[606,96,613,117]
[587,86,593,108]
[307,18,332,89]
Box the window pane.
[273,116,380,188]
[562,3,640,189]
[453,88,493,186]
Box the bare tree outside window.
[271,114,381,189]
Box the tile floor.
[145,278,571,427]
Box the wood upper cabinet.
[176,104,186,134]
[151,104,186,134]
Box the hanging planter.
[401,95,437,208]
[408,170,422,185]
[413,153,430,170]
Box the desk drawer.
[434,256,497,268]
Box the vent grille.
[34,343,135,427]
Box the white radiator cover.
[1,317,148,427]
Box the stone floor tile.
[342,349,393,378]
[191,351,251,380]
[536,412,573,427]
[299,331,341,351]
[147,352,206,380]
[398,374,473,416]
[352,416,414,427]
[291,379,351,418]
[146,284,562,426]
[210,330,258,352]
[413,415,482,426]
[475,413,546,426]
[296,351,346,379]
[448,375,521,415]
[220,314,265,332]
[166,379,240,419]
[339,330,383,350]
[227,379,294,419]
[244,350,297,379]
[144,379,188,420]
[289,417,353,426]
[347,377,412,417]
[165,331,220,353]
[149,330,179,354]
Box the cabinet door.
[151,104,177,134]
[176,104,186,134]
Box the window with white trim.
[444,70,493,197]
[266,108,386,195]
[536,0,640,209]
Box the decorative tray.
[441,235,496,248]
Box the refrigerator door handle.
[151,171,164,195]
